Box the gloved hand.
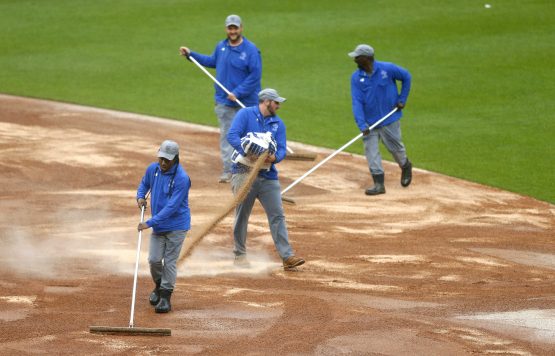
[362,128,370,136]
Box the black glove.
[362,128,370,136]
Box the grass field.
[1,0,553,203]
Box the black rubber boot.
[401,159,412,187]
[155,289,172,313]
[365,174,386,195]
[149,280,161,306]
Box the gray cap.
[158,140,179,160]
[348,44,375,58]
[225,14,242,27]
[258,88,286,103]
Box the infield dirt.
[0,94,554,355]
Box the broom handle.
[187,55,295,154]
[281,107,398,196]
[129,205,145,328]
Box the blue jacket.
[351,60,411,131]
[190,37,262,107]
[227,106,286,180]
[136,162,191,233]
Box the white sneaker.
[219,172,232,183]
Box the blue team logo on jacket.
[381,70,388,79]
[239,52,247,61]
[271,123,278,132]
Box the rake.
[184,55,317,161]
[89,205,171,336]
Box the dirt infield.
[0,94,554,355]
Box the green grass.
[1,0,553,203]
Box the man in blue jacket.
[349,44,413,195]
[180,14,262,184]
[137,140,191,313]
[227,88,305,271]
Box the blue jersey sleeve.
[350,73,368,131]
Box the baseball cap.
[157,140,179,160]
[348,44,375,58]
[258,88,286,103]
[225,14,242,27]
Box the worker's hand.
[396,102,405,110]
[137,198,147,209]
[227,93,237,102]
[179,46,191,59]
[265,154,276,163]
[362,128,370,136]
[137,222,150,231]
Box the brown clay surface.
[0,94,554,355]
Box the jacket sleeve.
[146,173,190,229]
[227,108,248,155]
[391,64,411,105]
[232,48,262,99]
[273,121,287,164]
[136,164,153,199]
[189,43,219,68]
[351,74,368,131]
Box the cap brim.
[226,22,241,27]
[158,151,175,160]
[275,97,286,103]
[348,51,358,57]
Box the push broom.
[184,55,317,161]
[89,204,171,336]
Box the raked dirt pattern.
[0,94,554,355]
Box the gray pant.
[214,103,241,174]
[231,173,294,260]
[362,120,408,176]
[148,230,187,291]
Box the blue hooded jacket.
[136,162,191,233]
[351,60,411,130]
[227,106,286,180]
[190,37,262,107]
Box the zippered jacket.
[190,37,262,107]
[136,162,191,233]
[351,60,411,131]
[227,106,286,180]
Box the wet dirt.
[0,94,554,355]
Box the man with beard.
[180,14,262,183]
[226,88,305,271]
[348,44,413,196]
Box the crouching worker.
[136,140,191,313]
[227,88,305,271]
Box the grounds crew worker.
[180,14,262,184]
[349,44,413,195]
[136,140,191,313]
[227,88,305,271]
